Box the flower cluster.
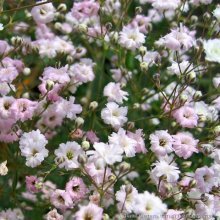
[0,0,219,219]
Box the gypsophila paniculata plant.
[0,0,220,219]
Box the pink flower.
[86,131,99,144]
[25,176,40,193]
[50,189,73,211]
[46,209,63,220]
[11,98,38,122]
[31,2,55,24]
[195,166,216,193]
[127,129,147,154]
[172,132,198,159]
[172,106,198,128]
[42,67,70,84]
[75,203,103,220]
[65,177,88,202]
[71,0,99,19]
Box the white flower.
[103,82,128,104]
[116,185,138,213]
[133,191,167,215]
[167,60,193,76]
[152,0,181,11]
[203,39,220,63]
[0,23,4,31]
[101,102,128,130]
[0,161,8,176]
[54,141,84,170]
[87,142,123,165]
[109,128,137,157]
[149,130,173,156]
[213,7,220,22]
[19,130,48,168]
[150,156,180,184]
[119,27,145,51]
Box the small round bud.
[89,101,98,110]
[190,15,198,23]
[11,36,23,46]
[66,55,74,64]
[54,22,62,30]
[200,143,214,154]
[214,125,220,135]
[135,6,142,14]
[103,214,110,220]
[199,115,206,122]
[186,71,196,82]
[23,67,31,76]
[193,91,202,100]
[189,179,197,188]
[127,121,135,130]
[22,92,30,99]
[142,88,149,94]
[125,185,133,194]
[77,155,87,164]
[110,31,119,43]
[57,3,67,12]
[82,141,90,151]
[140,62,148,71]
[80,97,88,105]
[119,162,131,173]
[182,161,192,169]
[139,46,147,56]
[46,80,54,90]
[35,181,43,190]
[77,24,88,33]
[108,174,116,182]
[75,117,84,127]
[203,12,211,21]
[133,103,140,109]
[180,94,188,103]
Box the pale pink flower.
[25,176,40,193]
[103,82,128,104]
[119,26,146,51]
[149,130,173,156]
[50,189,73,211]
[127,129,147,153]
[75,203,103,220]
[194,166,216,193]
[46,209,63,220]
[65,177,88,202]
[172,132,198,159]
[172,106,198,128]
[86,131,99,144]
[31,2,55,24]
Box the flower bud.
[190,15,198,23]
[127,121,135,130]
[119,162,131,173]
[133,103,140,109]
[23,67,31,76]
[189,179,197,188]
[186,71,196,82]
[139,46,147,56]
[22,92,30,99]
[214,125,220,135]
[105,22,112,31]
[135,6,142,14]
[200,143,214,154]
[103,214,110,220]
[57,3,67,12]
[203,12,211,21]
[66,55,74,64]
[77,155,87,165]
[125,185,133,194]
[108,174,116,182]
[46,80,54,91]
[82,141,90,151]
[140,62,148,71]
[75,117,84,127]
[182,161,192,169]
[193,91,202,100]
[11,36,23,46]
[199,115,206,122]
[54,22,62,31]
[180,94,188,103]
[80,97,88,105]
[0,161,8,176]
[89,101,98,110]
[77,24,88,33]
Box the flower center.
[66,151,74,160]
